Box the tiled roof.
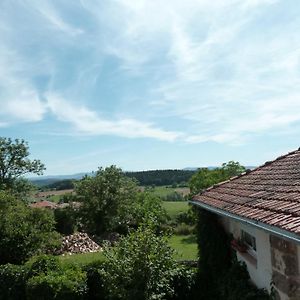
[192,149,300,236]
[30,200,57,209]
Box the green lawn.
[162,201,189,219]
[59,251,104,266]
[169,234,198,260]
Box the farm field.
[162,201,190,219]
[147,186,190,198]
[34,189,74,203]
[170,234,198,260]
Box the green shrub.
[173,223,194,235]
[26,266,87,300]
[0,192,61,264]
[0,263,28,300]
[175,209,196,226]
[54,207,77,235]
[167,267,196,300]
[219,260,270,300]
[27,255,61,278]
[83,261,107,300]
[102,225,178,300]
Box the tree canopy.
[0,191,60,264]
[0,137,45,190]
[189,161,246,195]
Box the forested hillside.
[125,170,196,186]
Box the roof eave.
[189,200,300,245]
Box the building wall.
[220,217,300,299]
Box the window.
[241,230,256,252]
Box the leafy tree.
[130,192,168,231]
[0,137,45,191]
[221,161,246,178]
[0,192,61,264]
[76,166,139,235]
[189,161,246,195]
[102,225,180,300]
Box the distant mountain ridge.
[30,166,256,187]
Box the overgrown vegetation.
[194,209,271,300]
[0,191,60,265]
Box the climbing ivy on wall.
[194,208,271,300]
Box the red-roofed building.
[30,200,58,209]
[191,149,300,300]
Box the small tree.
[102,225,178,300]
[0,137,45,190]
[0,192,61,264]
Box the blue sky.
[1,0,300,175]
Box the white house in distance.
[191,149,300,300]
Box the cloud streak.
[1,0,300,146]
[46,94,181,142]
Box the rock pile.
[59,232,101,255]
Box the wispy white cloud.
[46,93,181,142]
[1,0,299,147]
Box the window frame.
[241,229,257,256]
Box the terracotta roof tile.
[192,149,300,236]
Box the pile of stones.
[59,232,101,255]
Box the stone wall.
[270,235,300,300]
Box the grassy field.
[59,251,104,266]
[162,201,190,219]
[147,186,190,198]
[169,234,198,260]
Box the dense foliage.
[125,170,196,186]
[0,137,45,191]
[0,192,61,264]
[189,161,246,195]
[76,166,168,236]
[54,206,77,235]
[102,225,194,300]
[76,166,139,235]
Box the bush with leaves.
[54,206,77,235]
[0,192,61,264]
[0,263,28,300]
[102,225,183,300]
[219,259,270,300]
[130,192,168,231]
[26,255,87,300]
